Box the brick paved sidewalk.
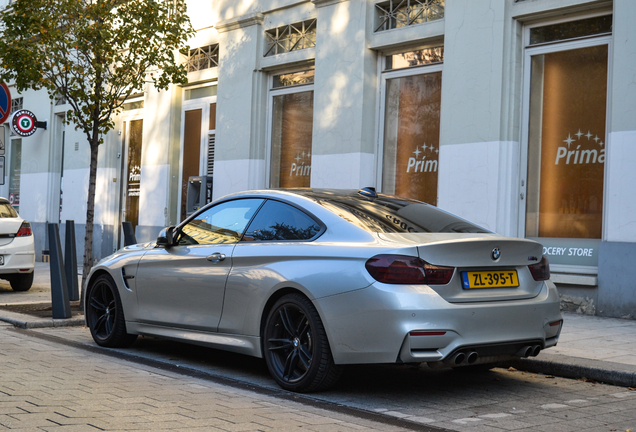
[0,322,410,432]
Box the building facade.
[1,0,635,318]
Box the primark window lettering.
[269,69,314,188]
[523,16,611,268]
[381,47,443,205]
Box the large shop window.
[381,48,443,205]
[269,69,314,188]
[523,16,611,269]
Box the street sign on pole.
[0,83,11,124]
[0,124,4,155]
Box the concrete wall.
[213,13,267,201]
[311,0,376,189]
[596,0,636,317]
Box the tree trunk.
[80,138,100,309]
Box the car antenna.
[358,187,378,198]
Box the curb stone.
[504,352,636,388]
[0,309,84,329]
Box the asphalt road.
[24,325,636,432]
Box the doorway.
[118,118,143,247]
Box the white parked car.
[0,197,35,291]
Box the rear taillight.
[365,254,454,285]
[16,221,32,237]
[529,256,550,281]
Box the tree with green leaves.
[0,0,194,293]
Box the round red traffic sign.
[0,82,11,124]
[11,109,37,137]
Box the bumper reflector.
[410,331,446,336]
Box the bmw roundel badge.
[491,247,501,261]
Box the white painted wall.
[213,159,265,200]
[311,153,375,190]
[438,141,519,236]
[604,0,636,243]
[311,0,377,189]
[604,131,636,242]
[138,164,170,228]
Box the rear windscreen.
[0,203,17,218]
[306,192,489,234]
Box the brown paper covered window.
[270,91,314,188]
[382,72,441,205]
[526,45,607,239]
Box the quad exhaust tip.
[448,344,542,366]
[451,352,466,365]
[450,351,479,366]
[515,345,542,358]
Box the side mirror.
[156,226,176,247]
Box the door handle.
[206,253,226,262]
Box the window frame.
[241,198,326,242]
[265,67,316,189]
[518,14,612,275]
[178,83,218,223]
[375,58,443,199]
[176,197,266,245]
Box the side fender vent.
[121,267,135,289]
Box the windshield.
[0,203,18,218]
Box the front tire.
[86,274,137,347]
[263,293,342,392]
[10,272,33,292]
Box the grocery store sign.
[528,237,599,267]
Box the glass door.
[179,84,217,222]
[519,15,611,271]
[120,119,143,236]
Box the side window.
[243,200,321,241]
[179,199,263,245]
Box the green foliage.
[0,0,195,143]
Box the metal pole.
[48,223,71,319]
[65,220,79,302]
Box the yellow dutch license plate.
[462,270,519,289]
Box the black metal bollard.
[48,223,71,319]
[122,221,137,246]
[64,220,79,302]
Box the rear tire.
[86,274,137,348]
[10,272,33,292]
[263,293,342,392]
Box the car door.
[135,198,264,331]
[219,199,325,335]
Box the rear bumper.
[0,237,35,274]
[314,280,562,365]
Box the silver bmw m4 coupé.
[85,188,562,392]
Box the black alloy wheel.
[86,274,137,348]
[263,293,342,392]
